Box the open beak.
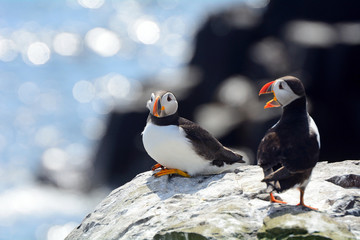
[152,96,162,117]
[259,81,281,109]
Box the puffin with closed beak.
[257,76,320,209]
[142,90,244,177]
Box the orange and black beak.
[259,81,281,109]
[152,96,162,117]
[152,96,166,117]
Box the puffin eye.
[279,83,284,90]
[167,95,172,102]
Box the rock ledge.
[66,160,360,240]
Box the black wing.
[257,129,297,192]
[257,124,319,192]
[257,130,284,173]
[179,117,244,166]
[278,129,319,172]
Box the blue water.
[0,0,245,239]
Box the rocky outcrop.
[66,160,360,240]
[326,174,360,189]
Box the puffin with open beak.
[142,90,244,177]
[257,76,320,209]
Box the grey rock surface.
[326,174,360,188]
[66,160,360,240]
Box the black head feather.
[281,76,305,97]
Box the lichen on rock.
[257,206,355,240]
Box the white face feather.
[146,92,178,117]
[273,80,301,107]
[146,93,156,111]
[160,92,178,116]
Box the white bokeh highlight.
[53,32,82,56]
[134,19,160,44]
[72,80,96,103]
[0,38,18,62]
[27,42,51,65]
[85,28,121,57]
[77,0,105,9]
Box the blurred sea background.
[2,0,360,239]
[0,0,257,239]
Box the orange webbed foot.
[153,168,191,178]
[270,192,287,204]
[296,202,318,210]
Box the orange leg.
[296,189,318,210]
[151,163,164,171]
[153,168,191,178]
[270,192,287,204]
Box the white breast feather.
[309,115,320,148]
[142,122,237,175]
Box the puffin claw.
[296,203,318,210]
[153,168,191,178]
[151,163,164,171]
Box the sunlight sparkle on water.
[0,38,17,62]
[53,32,82,56]
[77,0,105,9]
[47,222,78,240]
[27,42,51,65]
[72,80,96,103]
[42,148,68,172]
[107,74,130,98]
[85,28,121,57]
[134,19,160,44]
[35,125,61,148]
